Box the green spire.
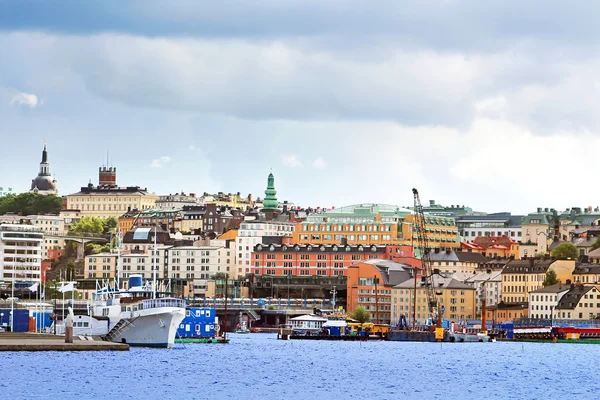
[263,172,278,210]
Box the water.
[2,334,599,399]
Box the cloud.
[151,156,171,168]
[312,157,327,169]
[189,144,195,150]
[281,154,303,168]
[9,91,38,108]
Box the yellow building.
[392,273,476,325]
[200,192,253,209]
[292,204,459,248]
[84,253,117,280]
[66,185,158,219]
[501,258,575,303]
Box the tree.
[69,216,105,236]
[103,217,118,234]
[591,237,600,251]
[543,270,559,287]
[0,192,62,215]
[551,242,579,259]
[350,306,371,324]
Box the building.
[118,208,182,233]
[84,253,117,280]
[460,235,520,258]
[429,249,487,274]
[0,214,65,260]
[418,200,475,217]
[30,142,58,195]
[393,272,476,325]
[59,209,82,232]
[573,263,600,284]
[501,258,576,304]
[155,193,199,210]
[251,243,416,278]
[465,269,502,317]
[456,213,522,243]
[0,224,44,285]
[556,284,600,320]
[347,259,415,324]
[66,183,158,219]
[293,203,459,248]
[198,192,253,209]
[236,219,296,276]
[528,283,570,319]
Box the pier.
[0,333,129,352]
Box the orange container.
[28,317,36,332]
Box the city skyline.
[2,1,600,214]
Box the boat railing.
[141,298,186,310]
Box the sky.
[1,1,600,214]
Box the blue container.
[32,311,53,329]
[0,309,29,332]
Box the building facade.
[0,224,44,285]
[155,193,200,210]
[66,184,158,219]
[465,270,502,317]
[347,259,415,324]
[293,204,459,248]
[392,273,476,325]
[252,243,416,278]
[528,283,570,319]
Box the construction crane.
[412,188,442,329]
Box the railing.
[191,298,336,310]
[141,298,186,310]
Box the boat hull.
[110,308,185,349]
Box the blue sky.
[1,1,600,213]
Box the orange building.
[347,259,415,324]
[251,243,417,277]
[292,204,459,249]
[461,235,520,258]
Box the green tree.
[591,237,600,251]
[69,216,105,236]
[542,270,559,287]
[0,192,62,215]
[350,306,371,324]
[551,242,579,259]
[103,217,118,234]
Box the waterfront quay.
[0,333,129,352]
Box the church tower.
[263,172,279,211]
[30,140,58,195]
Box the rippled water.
[2,334,599,399]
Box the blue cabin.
[177,308,217,338]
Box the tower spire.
[263,171,278,211]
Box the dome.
[31,175,57,191]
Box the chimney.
[446,249,451,254]
[435,248,440,253]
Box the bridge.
[45,232,109,261]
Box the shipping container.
[0,309,30,332]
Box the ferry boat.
[91,275,186,348]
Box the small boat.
[235,312,251,333]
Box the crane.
[412,188,442,329]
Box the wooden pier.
[0,333,129,352]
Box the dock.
[0,333,129,352]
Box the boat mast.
[115,229,121,290]
[153,225,157,299]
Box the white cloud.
[9,91,38,108]
[312,157,327,169]
[189,144,195,150]
[151,156,171,168]
[281,154,303,168]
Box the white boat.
[91,275,186,348]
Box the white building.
[0,224,44,285]
[155,193,200,210]
[0,215,64,260]
[236,219,295,276]
[465,270,503,317]
[528,283,570,319]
